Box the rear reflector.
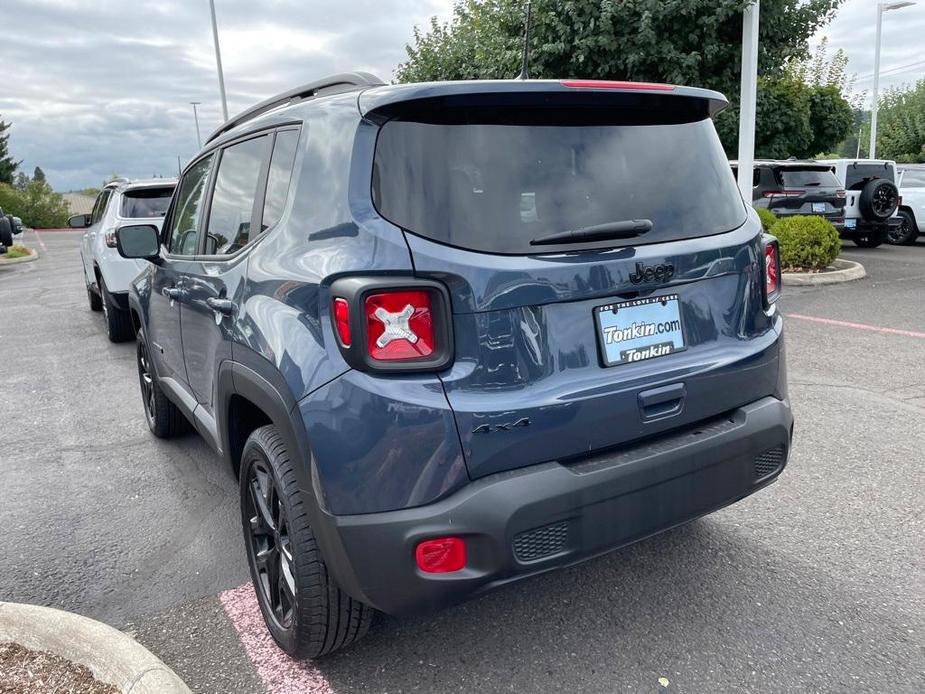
[559,79,675,91]
[365,290,435,361]
[416,537,466,573]
[333,298,351,347]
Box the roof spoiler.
[206,72,385,144]
[359,79,729,122]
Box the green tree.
[397,0,844,97]
[0,117,19,185]
[397,0,847,156]
[863,80,925,162]
[0,176,70,228]
[33,166,46,183]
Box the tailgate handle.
[638,383,686,421]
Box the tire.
[858,179,899,222]
[136,329,190,438]
[87,283,103,311]
[887,209,918,245]
[0,215,12,247]
[240,425,373,659]
[100,276,135,342]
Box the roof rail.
[205,72,385,144]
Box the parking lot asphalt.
[1,230,923,694]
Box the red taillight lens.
[764,240,781,302]
[415,537,466,573]
[333,298,351,347]
[365,290,435,361]
[559,79,674,91]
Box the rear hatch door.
[367,83,783,479]
[766,166,845,220]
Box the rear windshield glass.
[121,187,174,218]
[372,114,746,254]
[845,163,895,190]
[778,168,840,188]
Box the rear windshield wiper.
[530,219,653,246]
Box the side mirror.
[116,224,161,262]
[68,213,91,228]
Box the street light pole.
[209,0,229,122]
[869,1,916,159]
[190,101,202,148]
[736,0,760,201]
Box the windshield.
[779,168,840,188]
[121,186,174,218]
[372,114,746,255]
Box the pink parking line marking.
[219,584,334,694]
[32,228,47,252]
[786,313,925,340]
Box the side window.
[167,155,215,255]
[261,129,300,231]
[91,189,111,225]
[753,169,761,187]
[204,135,270,255]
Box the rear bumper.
[839,217,902,236]
[316,395,793,615]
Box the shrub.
[4,244,31,259]
[771,215,840,271]
[755,207,778,232]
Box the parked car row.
[74,75,796,659]
[732,157,906,248]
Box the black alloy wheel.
[872,184,898,219]
[244,459,297,631]
[137,338,157,427]
[135,329,189,437]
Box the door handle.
[163,287,182,300]
[206,297,236,317]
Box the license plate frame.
[812,202,826,213]
[594,294,687,367]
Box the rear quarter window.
[373,112,746,255]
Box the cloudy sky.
[2,0,923,191]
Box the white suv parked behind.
[893,166,925,245]
[828,159,901,248]
[70,178,176,341]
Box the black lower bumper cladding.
[318,396,793,615]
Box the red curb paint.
[786,313,925,340]
[219,584,334,694]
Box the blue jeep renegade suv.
[117,73,792,658]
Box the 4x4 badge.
[472,418,531,434]
[629,262,675,284]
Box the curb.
[782,258,865,286]
[0,602,192,694]
[0,248,39,266]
